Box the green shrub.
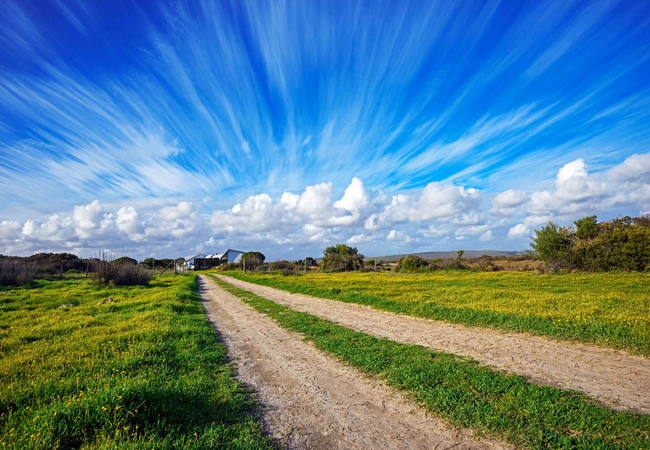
[320,244,364,272]
[395,255,428,272]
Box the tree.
[304,257,316,267]
[574,216,598,241]
[395,255,427,272]
[320,244,364,272]
[530,222,573,267]
[241,252,266,270]
[113,256,138,266]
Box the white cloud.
[365,182,481,230]
[346,233,373,245]
[608,153,650,185]
[479,230,493,241]
[115,206,143,238]
[386,230,414,243]
[4,153,650,260]
[491,189,527,216]
[0,220,21,239]
[508,224,530,239]
[418,224,448,238]
[334,177,370,213]
[72,200,102,238]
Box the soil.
[198,275,507,450]
[215,274,650,415]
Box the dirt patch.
[199,275,506,450]
[216,274,650,415]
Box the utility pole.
[243,258,246,274]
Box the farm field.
[209,275,650,449]
[226,270,650,355]
[0,274,273,449]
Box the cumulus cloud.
[521,154,650,225]
[491,189,527,216]
[608,153,650,185]
[115,206,144,239]
[72,200,103,238]
[365,182,481,230]
[386,230,414,243]
[346,234,373,244]
[418,224,448,238]
[0,220,21,239]
[5,154,650,260]
[508,224,530,239]
[479,230,493,241]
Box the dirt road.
[198,275,506,449]
[215,274,650,415]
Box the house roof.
[184,253,206,260]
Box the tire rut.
[215,274,650,415]
[198,275,507,450]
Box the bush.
[93,261,152,286]
[241,252,266,270]
[530,222,573,268]
[531,215,650,271]
[0,260,37,286]
[395,255,428,272]
[268,260,295,271]
[320,244,364,272]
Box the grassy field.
[227,270,650,355]
[0,274,274,449]
[215,278,650,449]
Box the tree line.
[530,215,650,271]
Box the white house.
[183,254,206,270]
[221,249,245,263]
[176,249,247,271]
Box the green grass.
[225,270,650,356]
[214,277,650,449]
[0,274,274,449]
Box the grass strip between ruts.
[213,276,650,450]
[225,271,650,357]
[0,274,275,450]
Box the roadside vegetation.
[215,278,650,449]
[226,270,650,356]
[531,215,650,271]
[0,274,273,449]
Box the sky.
[1,0,650,261]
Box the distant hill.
[366,250,525,262]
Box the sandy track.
[198,275,506,450]
[215,274,650,415]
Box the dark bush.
[269,260,295,271]
[93,261,152,286]
[0,260,37,286]
[113,256,138,265]
[395,255,428,272]
[241,252,266,270]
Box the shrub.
[269,260,295,271]
[241,252,266,270]
[0,260,37,286]
[320,244,364,272]
[531,215,650,271]
[93,261,151,286]
[395,255,428,272]
[113,256,138,265]
[530,222,573,268]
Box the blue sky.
[1,0,650,260]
